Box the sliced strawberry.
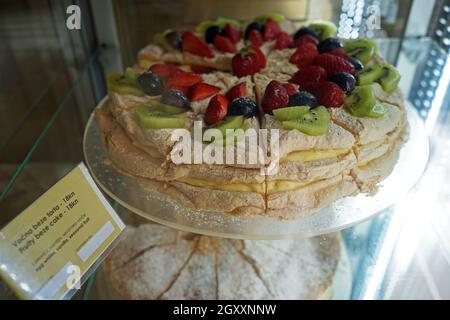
[149,63,181,81]
[182,31,214,58]
[205,94,229,125]
[307,81,345,108]
[189,83,221,101]
[282,83,297,96]
[275,32,293,50]
[292,34,319,48]
[164,84,190,96]
[263,19,281,41]
[232,48,260,77]
[262,80,289,114]
[248,30,263,46]
[225,82,247,101]
[314,53,355,76]
[166,72,203,87]
[249,44,267,69]
[224,23,241,43]
[289,43,318,67]
[327,48,348,59]
[214,35,237,53]
[290,65,328,90]
[190,65,216,74]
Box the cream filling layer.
[281,149,350,163]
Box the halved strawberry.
[314,53,355,76]
[327,48,348,59]
[307,81,345,108]
[224,23,241,43]
[262,80,289,114]
[249,44,267,69]
[225,82,247,101]
[248,30,263,46]
[290,65,328,90]
[190,65,216,74]
[289,43,318,67]
[149,63,181,81]
[166,72,203,87]
[182,31,214,58]
[164,84,190,96]
[189,83,221,101]
[205,94,229,125]
[292,34,319,48]
[263,19,281,41]
[282,83,297,96]
[275,32,293,50]
[214,35,236,53]
[232,48,260,77]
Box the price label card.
[0,163,125,300]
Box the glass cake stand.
[83,98,429,240]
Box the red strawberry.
[190,65,215,74]
[164,84,190,96]
[327,48,348,59]
[263,19,281,41]
[307,81,345,108]
[289,43,318,67]
[292,34,319,48]
[226,82,247,101]
[290,65,328,89]
[205,94,229,125]
[283,83,297,96]
[262,80,289,114]
[182,31,214,58]
[214,35,236,53]
[189,83,221,101]
[166,72,203,87]
[248,30,263,46]
[232,49,260,77]
[224,23,241,43]
[249,44,267,69]
[314,53,355,76]
[275,32,293,50]
[149,63,181,81]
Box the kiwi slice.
[254,13,285,23]
[379,64,401,93]
[153,29,175,52]
[282,106,330,136]
[215,17,241,28]
[344,85,376,117]
[368,103,387,118]
[149,101,186,115]
[124,67,139,84]
[308,20,337,39]
[358,65,384,86]
[107,72,144,96]
[136,105,186,129]
[273,106,310,121]
[344,39,378,65]
[204,116,245,144]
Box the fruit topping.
[107,72,144,96]
[232,47,264,77]
[136,105,186,129]
[329,72,356,93]
[357,63,400,93]
[225,82,247,101]
[314,53,355,76]
[161,90,190,109]
[248,29,264,46]
[137,71,163,96]
[347,57,364,72]
[249,44,267,69]
[166,72,202,87]
[307,81,345,108]
[164,31,183,51]
[150,101,186,114]
[205,25,224,43]
[282,106,330,136]
[214,35,237,53]
[153,29,178,52]
[307,21,337,40]
[368,103,387,118]
[206,115,245,143]
[317,37,343,53]
[289,43,319,67]
[292,34,320,48]
[262,80,289,114]
[182,31,214,58]
[149,63,181,81]
[293,27,320,41]
[244,22,264,39]
[228,97,259,118]
[190,65,216,74]
[205,94,229,125]
[254,13,285,23]
[273,106,310,121]
[164,84,190,96]
[288,91,319,108]
[275,32,293,49]
[189,83,221,101]
[263,19,281,41]
[290,65,328,89]
[344,85,377,117]
[224,23,241,43]
[343,39,378,65]
[326,48,348,59]
[196,17,241,34]
[282,83,298,96]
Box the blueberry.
[317,38,343,53]
[165,31,183,50]
[244,22,264,39]
[228,97,258,118]
[293,27,320,40]
[205,25,224,43]
[161,90,190,108]
[347,57,364,72]
[288,91,318,108]
[329,72,356,93]
[137,72,163,96]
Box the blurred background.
[0,0,449,299]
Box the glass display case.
[0,0,449,300]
